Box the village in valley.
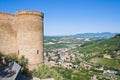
[44,33,120,80]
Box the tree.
[19,56,28,75]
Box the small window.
[18,50,19,55]
[37,50,39,54]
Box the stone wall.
[16,11,44,70]
[0,13,17,55]
[0,11,44,70]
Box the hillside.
[77,34,120,55]
[43,34,120,80]
[75,34,120,68]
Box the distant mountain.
[71,32,119,38]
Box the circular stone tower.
[16,11,44,70]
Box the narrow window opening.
[37,50,39,54]
[18,50,19,55]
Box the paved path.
[0,62,21,80]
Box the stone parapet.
[16,10,44,18]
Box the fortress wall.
[0,13,17,55]
[0,13,14,20]
[16,11,44,70]
[0,11,44,70]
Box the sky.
[0,0,120,36]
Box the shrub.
[32,64,63,80]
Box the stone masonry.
[0,10,44,70]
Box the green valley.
[43,33,120,80]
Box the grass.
[89,58,120,68]
[0,63,3,66]
[77,35,120,54]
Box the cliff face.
[0,11,44,70]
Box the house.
[103,54,111,59]
[103,70,117,76]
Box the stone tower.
[16,11,44,70]
[0,11,44,70]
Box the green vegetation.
[54,66,120,80]
[71,34,120,80]
[77,34,120,55]
[19,56,29,75]
[36,66,120,80]
[32,64,63,80]
[75,34,120,64]
[32,65,93,80]
[44,36,97,54]
[0,52,4,66]
[52,66,92,80]
[43,34,120,80]
[0,52,29,76]
[90,58,120,68]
